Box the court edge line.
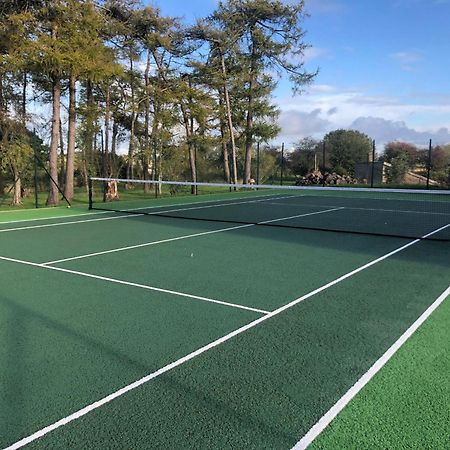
[4,222,449,450]
[0,255,269,315]
[0,210,109,223]
[0,213,144,233]
[42,207,344,266]
[0,194,292,233]
[291,284,450,450]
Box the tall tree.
[212,0,316,183]
[324,129,373,175]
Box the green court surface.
[0,190,449,449]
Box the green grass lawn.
[312,293,450,450]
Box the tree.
[60,0,119,200]
[386,153,410,184]
[384,141,418,167]
[0,117,32,205]
[289,137,320,175]
[324,129,373,175]
[211,0,316,183]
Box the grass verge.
[311,292,450,449]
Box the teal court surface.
[1,186,449,449]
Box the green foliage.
[324,129,373,175]
[384,141,418,167]
[386,153,410,184]
[0,118,32,173]
[289,137,320,175]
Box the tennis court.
[1,182,449,449]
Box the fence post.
[426,139,432,190]
[280,143,285,186]
[371,140,376,188]
[256,141,260,187]
[322,141,326,187]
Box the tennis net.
[89,177,450,241]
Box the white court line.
[0,210,111,224]
[0,194,293,233]
[0,213,144,233]
[292,284,450,450]
[264,201,450,217]
[43,224,255,265]
[42,207,343,266]
[5,222,449,450]
[0,255,269,315]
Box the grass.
[311,293,450,450]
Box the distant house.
[355,161,439,186]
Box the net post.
[371,140,376,188]
[280,143,285,186]
[88,178,93,210]
[427,139,432,190]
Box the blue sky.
[149,0,450,147]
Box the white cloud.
[349,117,450,146]
[274,84,450,145]
[390,51,424,71]
[278,109,331,144]
[303,47,329,62]
[309,84,336,93]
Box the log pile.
[295,170,358,186]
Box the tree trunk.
[46,75,61,206]
[59,118,65,189]
[127,57,135,180]
[64,74,76,200]
[104,84,110,178]
[11,165,21,206]
[180,102,197,194]
[243,39,258,184]
[111,119,118,176]
[244,86,254,184]
[221,54,238,185]
[86,79,95,179]
[0,74,4,112]
[220,119,231,184]
[143,52,151,194]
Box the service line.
[42,207,343,266]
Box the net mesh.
[89,177,450,241]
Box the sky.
[149,0,450,148]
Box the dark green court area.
[1,188,449,449]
